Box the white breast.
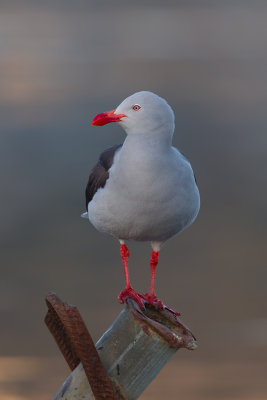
[88,134,200,242]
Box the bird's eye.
[132,104,141,111]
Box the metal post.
[48,297,197,400]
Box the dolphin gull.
[82,91,200,312]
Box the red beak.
[92,109,127,126]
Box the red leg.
[140,251,163,309]
[120,243,131,290]
[149,250,159,298]
[141,250,180,315]
[118,243,144,309]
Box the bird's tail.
[80,212,88,219]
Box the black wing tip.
[85,144,123,209]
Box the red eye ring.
[132,104,141,111]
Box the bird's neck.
[124,131,172,151]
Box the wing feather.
[85,144,122,211]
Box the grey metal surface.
[52,301,197,400]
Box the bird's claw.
[163,305,180,317]
[118,287,145,310]
[140,293,163,310]
[118,289,180,316]
[140,293,180,316]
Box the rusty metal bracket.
[45,292,119,400]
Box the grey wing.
[85,144,122,211]
[179,150,198,185]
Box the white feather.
[81,212,89,219]
[88,91,200,243]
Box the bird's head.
[92,91,175,137]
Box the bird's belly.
[88,174,200,242]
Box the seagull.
[82,91,200,312]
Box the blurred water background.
[0,1,267,399]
